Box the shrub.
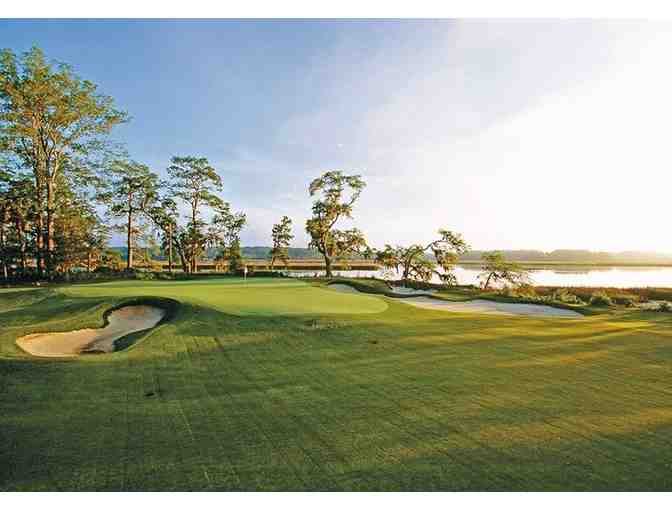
[551,289,584,305]
[500,285,543,300]
[248,270,285,277]
[656,301,672,313]
[590,291,613,306]
[132,270,156,281]
[93,266,112,274]
[514,284,538,297]
[611,294,638,307]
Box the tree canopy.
[210,202,247,273]
[376,229,470,285]
[99,160,158,270]
[305,170,367,277]
[0,46,127,276]
[167,156,224,273]
[479,251,530,289]
[270,216,293,269]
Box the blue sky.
[3,19,671,251]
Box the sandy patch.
[400,297,582,318]
[327,283,363,294]
[389,286,437,296]
[16,305,166,357]
[329,283,435,297]
[327,282,581,317]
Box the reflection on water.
[288,266,672,288]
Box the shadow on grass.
[0,291,108,329]
[109,297,181,353]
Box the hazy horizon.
[3,19,670,252]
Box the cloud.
[115,20,672,252]
[262,20,672,251]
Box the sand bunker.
[400,296,582,318]
[16,305,166,357]
[327,283,363,294]
[389,286,437,296]
[328,283,435,297]
[327,283,581,318]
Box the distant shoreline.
[142,259,672,271]
[456,260,672,268]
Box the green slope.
[1,278,672,490]
[60,278,388,316]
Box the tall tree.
[99,160,158,270]
[376,229,470,285]
[210,202,246,273]
[306,171,367,277]
[146,195,181,273]
[5,174,35,273]
[0,46,127,276]
[479,251,530,289]
[167,156,223,273]
[100,248,124,272]
[53,193,106,274]
[269,215,293,270]
[0,169,36,279]
[82,219,108,273]
[0,173,10,280]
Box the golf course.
[2,276,672,491]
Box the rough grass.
[2,278,672,490]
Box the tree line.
[1,46,526,289]
[0,47,250,280]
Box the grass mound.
[62,277,388,316]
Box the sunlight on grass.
[2,278,672,490]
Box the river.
[288,265,672,288]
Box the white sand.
[16,305,166,357]
[327,282,581,318]
[327,283,363,294]
[328,283,435,297]
[389,286,437,296]
[400,296,583,318]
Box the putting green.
[62,277,388,316]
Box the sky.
[2,19,671,252]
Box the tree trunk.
[484,273,493,290]
[0,216,7,281]
[402,263,411,287]
[126,206,133,270]
[324,254,333,278]
[87,252,92,272]
[17,220,27,272]
[167,225,173,273]
[45,180,55,278]
[177,246,188,274]
[35,214,44,275]
[33,171,45,276]
[190,202,198,274]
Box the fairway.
[2,277,672,490]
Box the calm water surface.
[290,266,672,288]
